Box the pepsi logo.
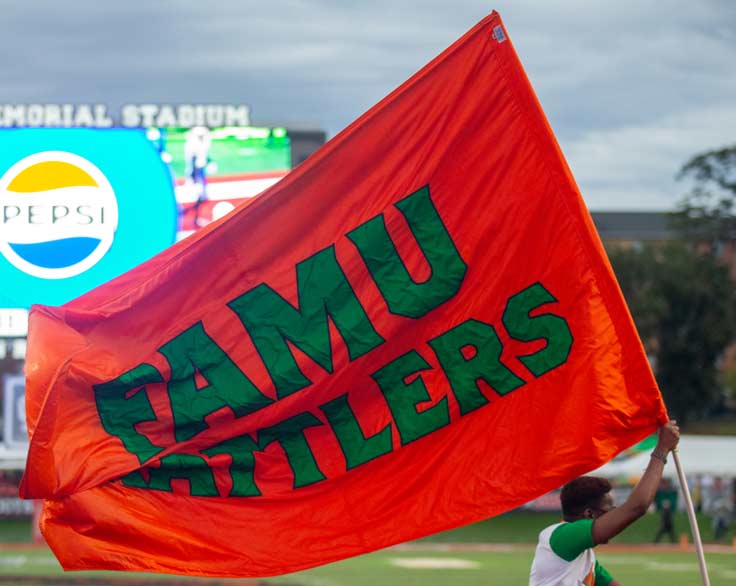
[0,151,119,279]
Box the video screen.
[149,126,291,236]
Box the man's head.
[560,476,615,522]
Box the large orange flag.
[20,12,666,578]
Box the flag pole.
[672,450,710,586]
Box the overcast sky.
[3,0,736,210]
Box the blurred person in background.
[185,126,212,227]
[711,477,731,541]
[691,474,703,513]
[653,477,678,543]
[529,420,680,586]
[700,473,715,512]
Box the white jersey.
[529,521,598,586]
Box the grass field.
[0,545,733,586]
[423,510,736,544]
[0,511,732,585]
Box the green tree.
[606,245,665,345]
[721,362,736,406]
[671,143,736,412]
[609,242,734,426]
[673,145,736,248]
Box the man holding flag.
[530,420,680,586]
[19,12,680,579]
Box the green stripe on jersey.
[549,519,595,562]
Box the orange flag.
[20,12,666,578]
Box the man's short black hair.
[560,476,612,520]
